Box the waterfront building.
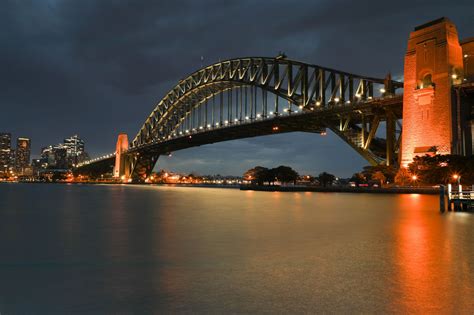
[40,135,88,169]
[0,133,11,175]
[15,137,31,174]
[63,135,86,167]
[54,146,68,169]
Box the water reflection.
[0,185,473,313]
[392,195,474,313]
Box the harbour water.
[0,183,473,313]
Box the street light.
[453,174,461,184]
[411,175,418,186]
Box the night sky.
[2,0,473,176]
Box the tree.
[362,165,396,183]
[272,166,299,184]
[350,172,366,185]
[371,171,386,186]
[394,168,411,186]
[243,166,270,185]
[317,172,336,187]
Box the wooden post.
[439,185,446,213]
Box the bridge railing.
[76,152,116,168]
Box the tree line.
[349,155,474,186]
[243,166,337,186]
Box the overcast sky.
[1,0,473,176]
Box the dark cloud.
[1,0,473,176]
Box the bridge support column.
[129,153,159,183]
[386,110,396,166]
[400,18,464,167]
[114,133,130,180]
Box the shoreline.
[240,185,439,194]
[2,181,440,194]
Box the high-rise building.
[63,135,85,167]
[15,137,31,173]
[0,133,11,175]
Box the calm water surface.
[0,183,473,313]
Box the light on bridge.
[451,74,458,79]
[316,101,321,106]
[269,111,274,115]
[298,105,303,109]
[334,97,340,103]
[207,124,211,128]
[224,120,229,124]
[245,116,250,120]
[380,88,386,93]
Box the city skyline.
[1,1,474,176]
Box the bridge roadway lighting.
[316,101,321,106]
[245,116,250,120]
[334,97,340,103]
[269,111,274,115]
[380,88,386,93]
[207,124,211,128]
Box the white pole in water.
[448,184,452,211]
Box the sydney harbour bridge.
[76,18,474,182]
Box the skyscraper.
[15,137,31,173]
[63,135,86,167]
[0,133,11,175]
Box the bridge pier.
[114,133,130,179]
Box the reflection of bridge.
[76,18,474,182]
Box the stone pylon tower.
[401,18,464,167]
[113,133,129,178]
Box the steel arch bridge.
[76,56,404,181]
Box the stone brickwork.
[401,18,464,166]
